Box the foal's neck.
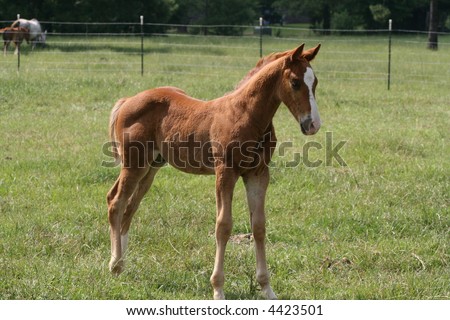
[232,60,283,134]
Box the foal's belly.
[158,139,216,175]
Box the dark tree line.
[274,0,450,31]
[1,0,449,35]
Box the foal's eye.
[291,79,301,90]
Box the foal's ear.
[290,43,305,62]
[302,44,321,62]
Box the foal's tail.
[109,98,127,165]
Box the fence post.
[387,19,392,90]
[140,15,144,76]
[259,17,263,58]
[17,14,20,72]
[17,42,21,73]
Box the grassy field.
[0,32,448,299]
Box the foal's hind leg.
[107,167,148,275]
[243,168,277,299]
[120,166,160,258]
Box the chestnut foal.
[1,27,29,55]
[107,44,321,299]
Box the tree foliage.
[273,0,450,31]
[369,4,391,24]
[170,0,259,35]
[0,0,449,33]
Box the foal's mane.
[235,44,321,92]
[234,49,292,90]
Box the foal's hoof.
[261,286,278,300]
[213,289,225,300]
[109,259,124,275]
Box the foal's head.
[279,44,321,135]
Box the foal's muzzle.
[300,115,320,135]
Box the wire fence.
[1,20,449,89]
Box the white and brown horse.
[11,18,46,49]
[107,44,321,299]
[1,27,29,55]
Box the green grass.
[0,32,448,299]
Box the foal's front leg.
[210,167,238,300]
[243,168,277,299]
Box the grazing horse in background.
[11,18,46,49]
[1,27,29,55]
[107,44,321,299]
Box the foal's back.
[117,86,212,133]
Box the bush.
[331,10,363,31]
[369,4,391,24]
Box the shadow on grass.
[16,41,227,57]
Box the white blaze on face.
[304,67,321,129]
